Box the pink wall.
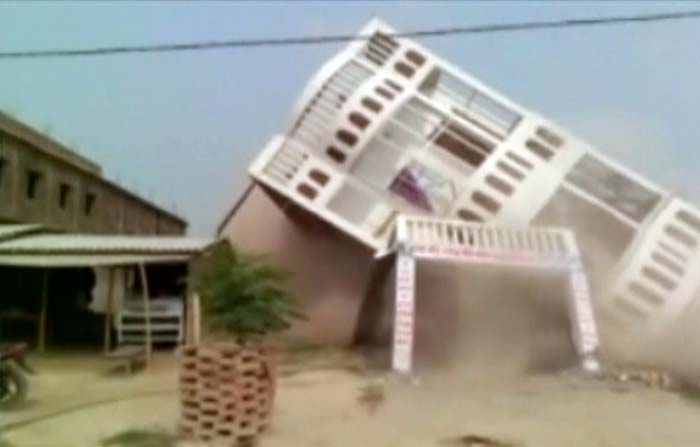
[219,185,375,345]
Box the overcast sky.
[1,1,698,235]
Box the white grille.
[117,298,183,345]
[262,142,308,187]
[396,215,575,258]
[291,61,373,148]
[358,32,398,67]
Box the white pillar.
[138,263,152,369]
[567,262,601,373]
[392,246,416,374]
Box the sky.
[0,1,698,236]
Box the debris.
[601,367,700,403]
[357,383,385,414]
[603,369,675,390]
[439,434,518,447]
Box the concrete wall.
[0,129,186,235]
[219,185,376,345]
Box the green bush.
[189,241,304,340]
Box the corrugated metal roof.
[0,233,211,255]
[0,253,195,267]
[0,224,44,242]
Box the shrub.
[188,241,304,340]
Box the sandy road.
[2,351,700,447]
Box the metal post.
[37,270,50,353]
[103,268,115,354]
[138,263,152,369]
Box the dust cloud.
[407,255,700,382]
[411,261,578,380]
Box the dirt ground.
[2,348,700,447]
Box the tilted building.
[220,19,700,366]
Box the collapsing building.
[220,19,700,373]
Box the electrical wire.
[0,10,699,59]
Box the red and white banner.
[392,252,416,373]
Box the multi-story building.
[220,19,700,366]
[0,111,186,235]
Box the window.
[472,190,501,213]
[658,241,687,263]
[485,174,514,196]
[309,169,330,186]
[566,154,662,222]
[629,281,665,307]
[375,86,395,101]
[336,129,358,147]
[536,127,565,148]
[641,265,676,291]
[26,170,42,199]
[651,251,684,276]
[296,183,317,200]
[361,97,383,113]
[433,123,493,168]
[613,296,648,320]
[394,61,415,78]
[505,151,533,170]
[525,139,554,160]
[677,210,700,234]
[84,192,96,216]
[419,68,521,138]
[389,161,453,214]
[384,79,403,93]
[405,50,426,67]
[59,183,72,209]
[665,224,697,248]
[326,146,346,164]
[496,161,524,181]
[348,112,370,130]
[457,208,483,222]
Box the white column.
[392,246,416,374]
[567,262,601,373]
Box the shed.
[0,226,211,366]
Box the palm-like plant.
[189,241,304,340]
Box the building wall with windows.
[225,19,700,361]
[0,112,186,235]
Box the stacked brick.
[179,343,275,446]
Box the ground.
[2,348,700,447]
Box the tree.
[188,241,304,340]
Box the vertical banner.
[392,249,416,374]
[567,265,601,373]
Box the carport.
[0,226,211,367]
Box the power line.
[1,10,699,59]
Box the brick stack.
[179,343,275,446]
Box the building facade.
[221,19,700,367]
[0,111,186,235]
